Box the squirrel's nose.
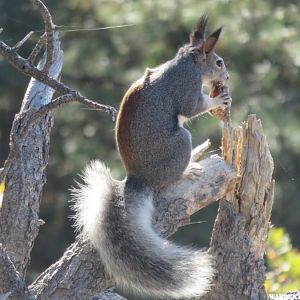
[226,74,230,80]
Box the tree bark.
[0,244,30,299]
[0,31,63,279]
[203,116,274,300]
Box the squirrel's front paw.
[211,91,232,110]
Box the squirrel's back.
[115,57,201,187]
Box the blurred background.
[0,0,299,296]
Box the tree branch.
[19,93,116,139]
[27,33,46,64]
[31,0,55,73]
[0,39,116,119]
[12,31,35,52]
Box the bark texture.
[0,32,63,279]
[203,116,274,300]
[0,244,30,299]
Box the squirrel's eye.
[216,59,223,68]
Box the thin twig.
[19,93,117,139]
[12,31,35,52]
[31,0,55,73]
[0,40,117,118]
[28,33,46,64]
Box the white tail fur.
[71,161,215,299]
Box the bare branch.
[28,33,46,64]
[0,0,115,282]
[31,0,55,73]
[0,39,65,92]
[154,155,237,236]
[191,139,211,162]
[0,40,116,119]
[18,93,117,139]
[12,31,35,52]
[42,93,117,118]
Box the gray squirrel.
[72,15,231,299]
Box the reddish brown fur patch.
[116,80,144,172]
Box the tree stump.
[203,116,274,300]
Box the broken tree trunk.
[203,115,274,300]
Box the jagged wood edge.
[202,116,275,300]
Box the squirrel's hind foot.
[183,162,204,180]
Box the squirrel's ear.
[190,14,208,47]
[203,27,222,54]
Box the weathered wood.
[0,31,63,278]
[29,240,112,300]
[203,115,274,300]
[154,154,237,237]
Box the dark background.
[0,0,299,288]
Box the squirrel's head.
[189,15,229,87]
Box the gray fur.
[72,16,231,299]
[72,162,214,299]
[129,42,230,187]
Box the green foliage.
[266,227,300,293]
[0,0,299,283]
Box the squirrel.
[72,15,231,299]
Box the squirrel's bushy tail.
[71,161,214,299]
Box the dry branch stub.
[203,115,274,300]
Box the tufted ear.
[190,14,208,47]
[203,27,222,54]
